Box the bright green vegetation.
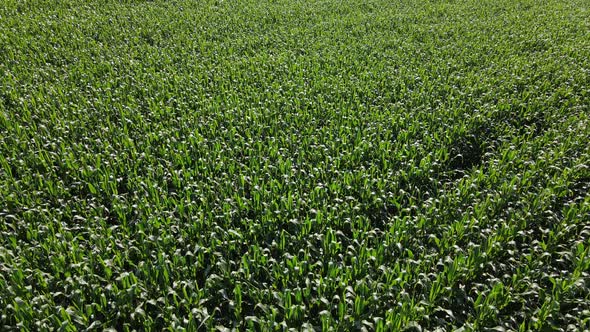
[1,0,589,330]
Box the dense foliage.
[1,0,589,330]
